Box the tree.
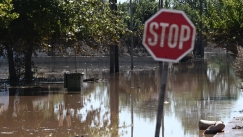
[0,0,19,85]
[4,0,71,84]
[0,0,18,29]
[0,0,128,85]
[118,0,158,54]
[203,0,243,55]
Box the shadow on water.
[0,53,242,137]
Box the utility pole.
[199,0,204,58]
[158,0,163,9]
[158,0,163,67]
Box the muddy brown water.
[0,53,242,137]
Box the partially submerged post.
[64,73,84,91]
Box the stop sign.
[143,9,196,62]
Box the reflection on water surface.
[0,53,242,137]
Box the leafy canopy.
[0,0,19,28]
[203,0,243,54]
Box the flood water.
[0,53,243,137]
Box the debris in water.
[1,132,13,134]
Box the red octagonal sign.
[143,9,196,62]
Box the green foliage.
[0,0,19,28]
[173,2,200,30]
[118,0,158,50]
[0,0,129,52]
[9,0,66,48]
[47,0,129,51]
[118,0,158,29]
[203,0,243,55]
[80,0,129,46]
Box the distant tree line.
[1,0,243,85]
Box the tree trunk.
[24,45,33,81]
[109,0,118,73]
[110,45,115,73]
[115,45,119,73]
[6,46,19,86]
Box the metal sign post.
[155,62,168,137]
[142,9,196,137]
